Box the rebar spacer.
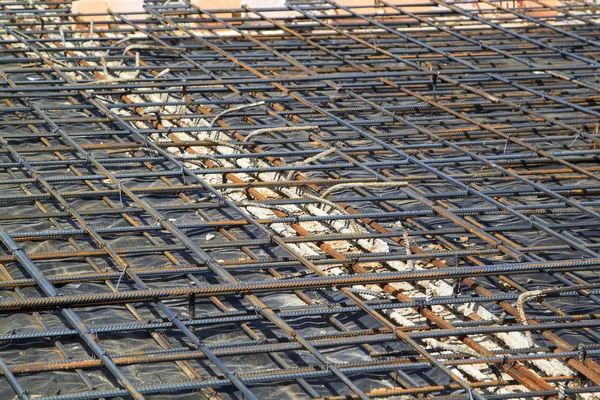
[578,344,586,364]
[498,311,506,324]
[558,382,566,400]
[453,279,461,296]
[498,354,508,371]
[253,305,264,318]
[417,298,425,312]
[181,81,188,99]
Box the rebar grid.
[0,0,600,399]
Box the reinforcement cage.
[0,0,600,399]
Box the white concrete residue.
[434,273,573,378]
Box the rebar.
[0,0,599,399]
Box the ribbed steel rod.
[1,0,600,398]
[1,259,600,311]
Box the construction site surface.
[0,0,600,399]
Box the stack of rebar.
[0,0,600,398]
